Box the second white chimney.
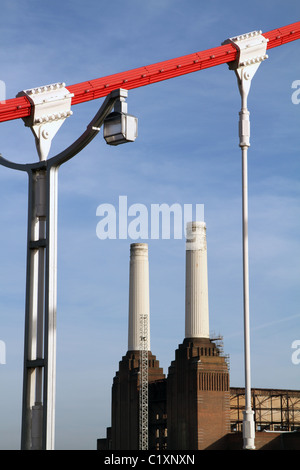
[128,243,150,351]
[185,221,210,339]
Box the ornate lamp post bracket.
[0,87,135,450]
[223,31,268,147]
[17,83,74,161]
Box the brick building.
[97,224,300,450]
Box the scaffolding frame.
[230,388,300,432]
[139,314,149,450]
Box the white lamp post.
[222,31,268,450]
[0,87,137,450]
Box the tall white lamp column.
[222,31,268,450]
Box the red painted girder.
[0,21,299,124]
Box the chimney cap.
[130,242,148,248]
[186,221,206,231]
[130,243,148,257]
[186,221,207,251]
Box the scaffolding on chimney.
[210,332,230,370]
[139,313,149,450]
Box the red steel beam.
[0,21,299,124]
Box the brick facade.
[167,337,230,450]
[98,344,300,451]
[111,350,165,450]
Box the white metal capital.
[223,31,268,74]
[223,31,268,98]
[17,83,74,161]
[223,31,268,148]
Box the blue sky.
[0,0,299,450]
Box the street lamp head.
[103,92,138,146]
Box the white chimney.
[185,221,210,339]
[128,243,150,351]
